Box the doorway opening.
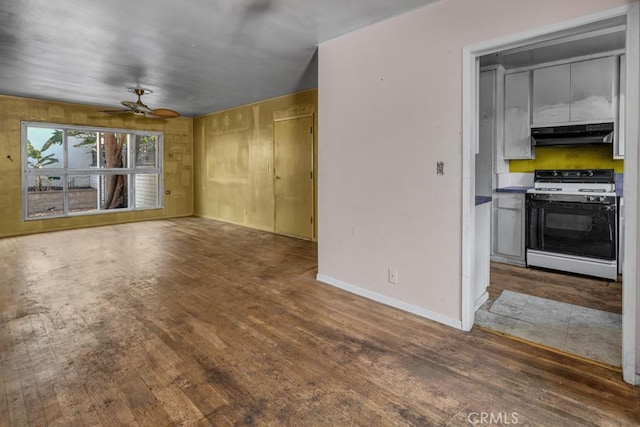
[462,5,639,384]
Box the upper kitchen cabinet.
[570,57,616,122]
[503,71,532,159]
[532,56,617,126]
[532,64,571,124]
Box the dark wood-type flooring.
[489,262,623,314]
[1,217,639,426]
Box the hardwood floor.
[489,262,623,314]
[1,217,638,426]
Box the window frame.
[21,121,163,220]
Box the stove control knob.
[587,171,594,177]
[587,196,595,201]
[599,196,606,202]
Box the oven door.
[526,196,617,260]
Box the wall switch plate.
[388,268,398,284]
[437,161,444,175]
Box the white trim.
[316,274,462,330]
[622,2,639,386]
[460,48,476,332]
[21,121,164,220]
[499,25,626,55]
[504,49,625,74]
[474,291,489,311]
[462,4,638,385]
[22,121,164,138]
[467,5,633,57]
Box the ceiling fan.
[100,87,180,118]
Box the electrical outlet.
[388,268,398,284]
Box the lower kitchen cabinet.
[474,201,491,309]
[492,192,526,266]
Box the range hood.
[531,123,614,147]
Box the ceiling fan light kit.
[99,87,180,119]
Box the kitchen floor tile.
[517,295,572,326]
[565,305,622,366]
[509,319,568,350]
[475,308,517,333]
[475,290,621,367]
[488,289,529,318]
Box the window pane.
[26,174,62,192]
[136,134,157,167]
[27,187,64,218]
[100,174,129,209]
[68,131,98,168]
[99,132,129,169]
[135,174,159,208]
[23,124,162,220]
[67,175,98,214]
[26,127,63,170]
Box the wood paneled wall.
[193,89,317,239]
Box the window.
[22,122,163,219]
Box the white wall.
[317,0,634,326]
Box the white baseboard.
[316,274,462,330]
[474,291,489,311]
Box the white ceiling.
[0,0,438,117]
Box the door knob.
[274,176,281,180]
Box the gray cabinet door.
[479,70,495,119]
[492,193,525,265]
[570,56,616,122]
[533,57,617,126]
[532,64,571,124]
[477,70,495,196]
[615,54,625,159]
[503,71,532,159]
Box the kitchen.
[472,15,627,367]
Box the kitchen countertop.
[475,196,492,206]
[495,186,531,193]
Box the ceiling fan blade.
[121,100,136,109]
[99,108,133,114]
[150,108,180,118]
[121,100,152,113]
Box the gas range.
[525,169,618,280]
